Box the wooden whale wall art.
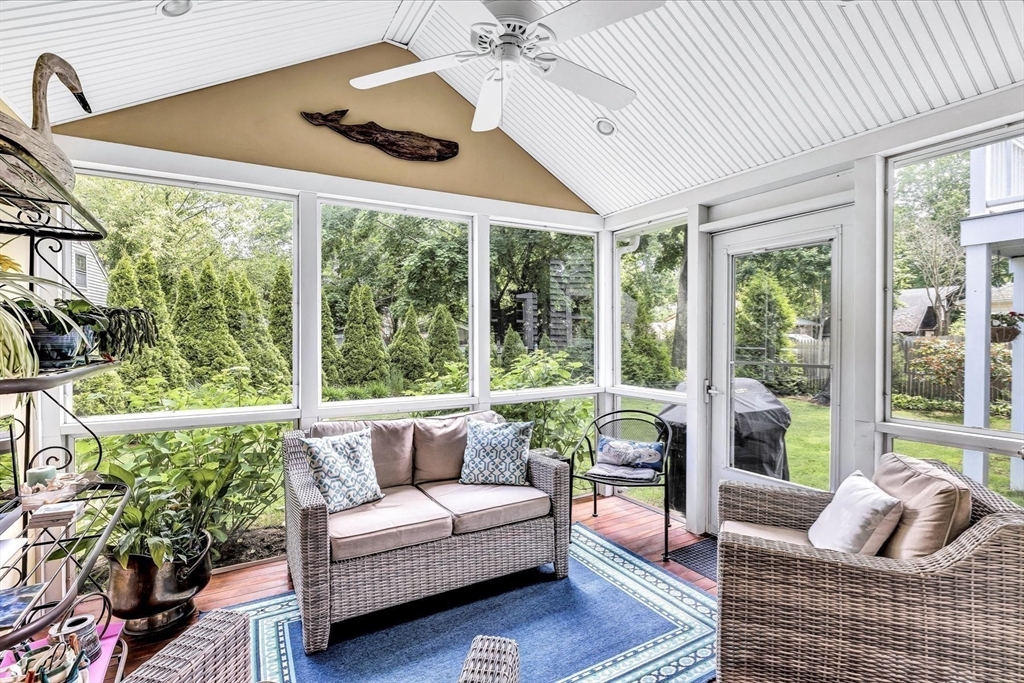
[300,110,459,162]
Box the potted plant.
[991,311,1022,344]
[101,463,221,635]
[0,270,85,374]
[55,299,158,362]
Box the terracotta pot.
[107,531,212,635]
[991,326,1020,344]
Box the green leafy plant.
[0,271,86,380]
[992,311,1022,329]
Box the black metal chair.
[569,410,673,560]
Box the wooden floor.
[109,494,715,681]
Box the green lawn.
[614,397,1022,509]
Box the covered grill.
[658,378,792,512]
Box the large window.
[489,225,595,391]
[71,175,294,416]
[889,136,1022,433]
[617,222,687,391]
[886,130,1022,498]
[320,204,469,402]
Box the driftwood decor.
[301,110,458,162]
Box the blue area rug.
[236,524,717,682]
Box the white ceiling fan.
[351,0,666,132]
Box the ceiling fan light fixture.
[156,0,194,18]
[594,117,617,137]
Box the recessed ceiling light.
[156,0,194,18]
[594,117,617,136]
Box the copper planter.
[107,531,212,635]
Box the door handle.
[704,379,720,403]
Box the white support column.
[596,230,616,420]
[969,148,988,216]
[470,214,491,411]
[296,192,321,430]
[1010,257,1024,490]
[685,205,710,535]
[962,242,992,484]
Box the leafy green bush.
[891,392,1011,419]
[75,372,287,555]
[500,328,527,369]
[389,307,431,382]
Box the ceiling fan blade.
[529,0,666,45]
[527,54,635,110]
[438,0,500,29]
[350,52,484,89]
[472,69,506,132]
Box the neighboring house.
[69,242,108,306]
[892,286,959,336]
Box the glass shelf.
[0,360,119,396]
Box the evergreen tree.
[238,272,289,391]
[358,285,389,383]
[388,307,430,382]
[172,268,198,334]
[735,272,800,394]
[222,271,247,341]
[538,333,555,353]
[321,289,343,387]
[127,251,190,388]
[427,304,462,372]
[501,328,527,369]
[622,299,673,386]
[175,260,247,383]
[268,264,293,371]
[338,286,368,385]
[106,256,142,308]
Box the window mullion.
[297,192,320,429]
[471,214,491,410]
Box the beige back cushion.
[413,410,504,484]
[871,453,972,559]
[309,419,414,489]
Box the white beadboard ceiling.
[1,1,1022,216]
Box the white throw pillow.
[808,472,904,555]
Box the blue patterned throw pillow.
[596,435,665,471]
[301,429,384,513]
[460,418,534,486]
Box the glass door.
[708,209,847,530]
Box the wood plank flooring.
[108,495,716,681]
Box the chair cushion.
[309,418,414,489]
[413,410,504,484]
[720,520,812,547]
[300,430,384,514]
[872,453,972,559]
[460,419,534,486]
[596,435,665,471]
[327,485,452,561]
[808,471,903,555]
[418,480,551,534]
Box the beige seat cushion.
[327,485,452,561]
[418,480,551,534]
[872,453,972,559]
[720,520,811,546]
[413,410,504,484]
[310,418,414,489]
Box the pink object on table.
[1,622,124,681]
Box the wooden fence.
[893,335,1011,403]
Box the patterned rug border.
[232,525,717,683]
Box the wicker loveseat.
[284,411,570,654]
[717,459,1024,683]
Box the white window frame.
[878,124,1024,470]
[51,159,604,457]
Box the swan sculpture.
[0,53,91,194]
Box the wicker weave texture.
[457,635,521,683]
[122,610,250,683]
[717,462,1024,683]
[284,430,571,655]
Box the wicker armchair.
[457,636,520,683]
[123,610,254,683]
[717,461,1024,683]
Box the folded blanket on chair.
[586,463,659,481]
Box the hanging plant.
[991,311,1022,344]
